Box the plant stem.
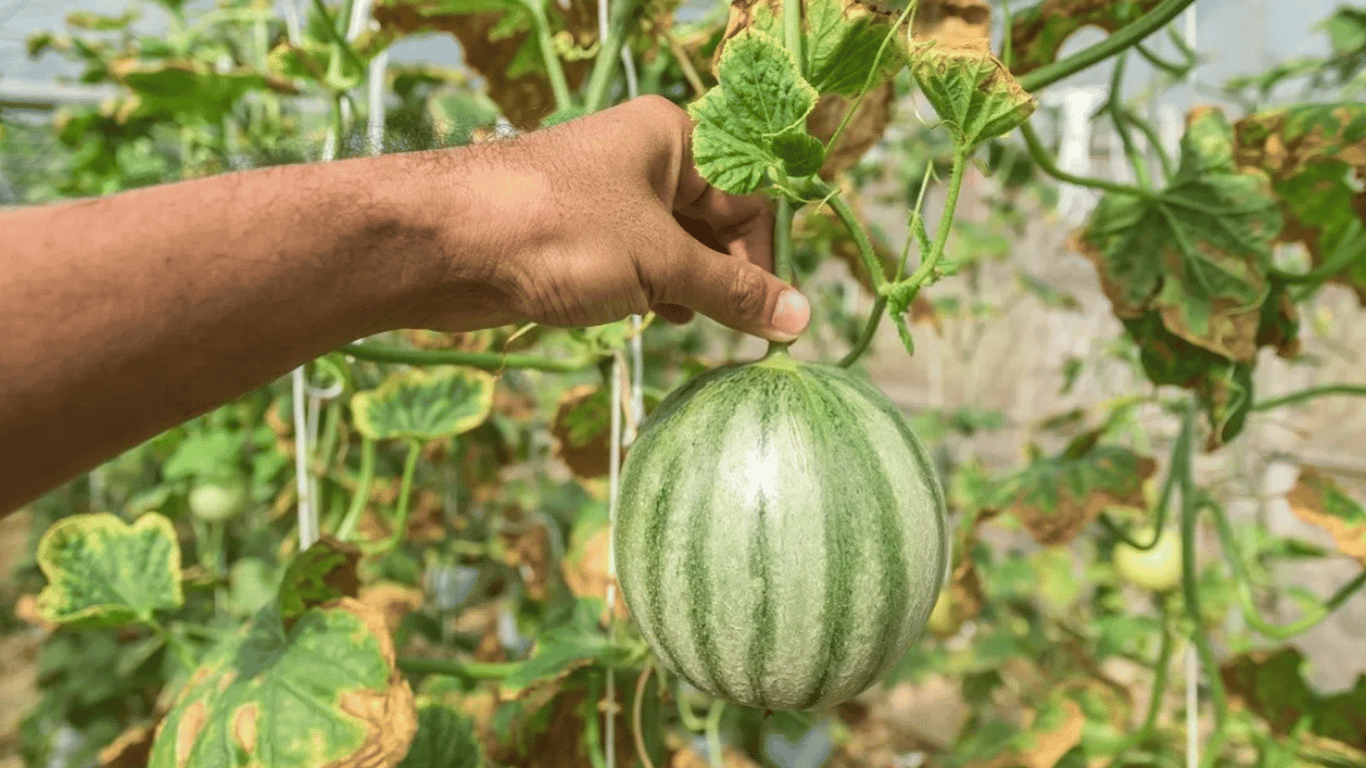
[783,0,802,78]
[339,342,599,371]
[1105,53,1153,189]
[1121,104,1175,181]
[1016,0,1201,94]
[633,664,657,768]
[525,0,575,111]
[1103,600,1173,768]
[336,437,375,542]
[766,197,798,359]
[915,146,969,286]
[825,0,917,156]
[148,618,198,672]
[1100,410,1188,549]
[704,698,725,768]
[1272,222,1366,285]
[315,398,342,476]
[775,196,795,284]
[309,0,367,77]
[1250,383,1366,411]
[364,438,421,555]
[1174,398,1228,768]
[1206,498,1366,639]
[1019,121,1151,197]
[839,295,887,368]
[581,0,644,111]
[827,191,885,292]
[675,679,708,732]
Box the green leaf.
[1080,108,1284,364]
[397,705,482,768]
[542,104,589,127]
[351,368,496,442]
[118,62,287,124]
[770,125,826,177]
[688,29,819,195]
[148,599,417,768]
[908,42,1036,147]
[723,0,908,97]
[162,429,245,480]
[499,598,612,696]
[66,10,139,30]
[34,513,183,627]
[277,536,361,629]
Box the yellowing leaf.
[1235,103,1366,306]
[1078,108,1283,363]
[351,368,496,442]
[1005,442,1156,546]
[34,513,183,628]
[148,597,418,768]
[1286,470,1366,565]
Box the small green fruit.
[1113,526,1182,593]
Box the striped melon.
[613,349,948,710]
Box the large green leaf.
[718,0,908,97]
[1235,102,1366,305]
[34,513,183,627]
[148,598,417,768]
[499,597,619,696]
[351,368,496,442]
[115,60,293,124]
[1078,108,1283,363]
[689,29,819,195]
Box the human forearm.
[0,149,502,513]
[0,96,807,517]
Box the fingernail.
[770,290,810,340]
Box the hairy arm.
[0,147,495,513]
[0,95,807,516]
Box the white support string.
[606,351,625,768]
[293,0,383,552]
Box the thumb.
[654,242,811,342]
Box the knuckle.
[730,268,770,320]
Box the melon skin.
[613,352,948,710]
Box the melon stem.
[762,340,792,360]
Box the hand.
[419,95,811,342]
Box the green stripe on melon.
[613,351,948,710]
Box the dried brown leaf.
[357,582,426,636]
[912,0,991,51]
[805,82,896,180]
